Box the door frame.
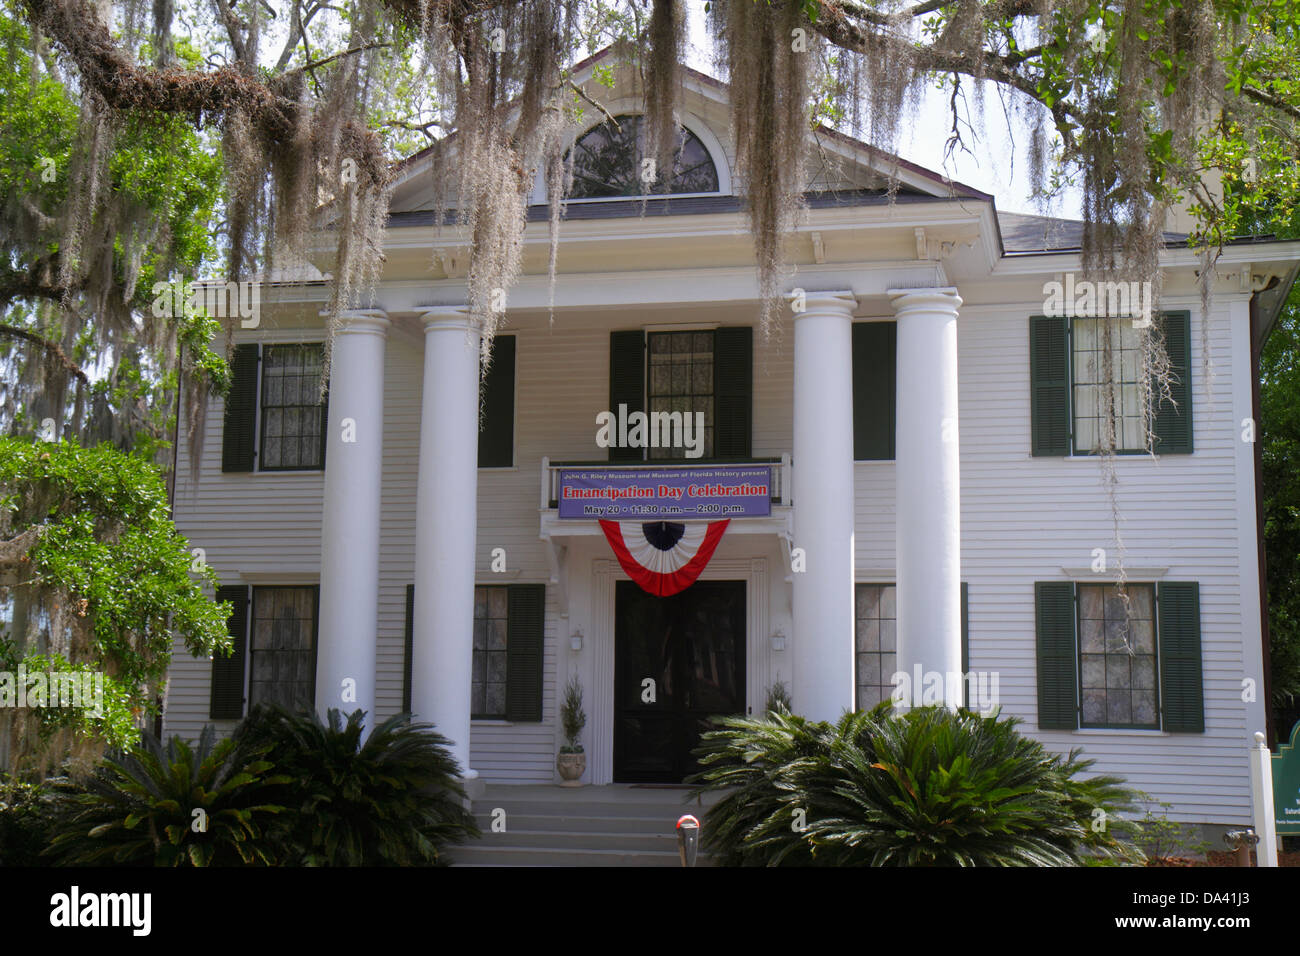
[590,556,770,785]
[612,579,748,783]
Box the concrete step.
[473,813,690,834]
[471,828,679,851]
[447,845,706,867]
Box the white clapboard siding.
[164,295,1260,823]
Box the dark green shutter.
[852,322,896,460]
[1029,316,1070,456]
[222,344,258,472]
[608,331,645,462]
[1035,582,1078,729]
[209,585,248,719]
[478,335,515,467]
[1153,311,1193,454]
[1158,582,1204,732]
[714,326,753,458]
[402,584,415,714]
[960,582,970,708]
[505,584,545,721]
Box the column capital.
[888,287,963,316]
[419,305,475,333]
[319,308,390,336]
[788,289,857,319]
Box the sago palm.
[48,726,290,866]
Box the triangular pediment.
[384,45,988,217]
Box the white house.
[161,50,1300,832]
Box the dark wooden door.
[614,580,746,782]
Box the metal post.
[676,814,700,867]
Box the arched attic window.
[567,114,720,199]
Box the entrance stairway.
[447,784,723,867]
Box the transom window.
[248,586,318,712]
[1072,318,1144,453]
[473,586,509,719]
[647,331,714,459]
[260,344,327,470]
[1077,584,1159,728]
[568,114,720,199]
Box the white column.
[890,287,963,707]
[791,291,857,721]
[315,309,389,724]
[411,308,481,779]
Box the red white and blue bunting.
[599,519,730,597]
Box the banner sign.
[1274,720,1300,835]
[557,464,772,520]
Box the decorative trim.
[1060,566,1169,580]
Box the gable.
[384,47,983,217]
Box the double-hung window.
[401,583,545,721]
[1030,312,1192,456]
[1035,580,1204,732]
[607,327,753,461]
[221,343,328,472]
[855,582,968,708]
[210,584,319,719]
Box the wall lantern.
[570,629,583,651]
[770,629,786,652]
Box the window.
[221,343,328,472]
[854,584,897,708]
[401,583,545,722]
[260,345,327,470]
[568,114,720,199]
[608,327,752,462]
[854,582,968,708]
[647,331,714,459]
[209,584,319,719]
[473,586,510,718]
[248,587,318,711]
[1029,312,1192,456]
[1077,584,1158,728]
[1035,580,1203,732]
[1071,318,1144,453]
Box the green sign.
[1274,721,1300,835]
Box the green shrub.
[0,775,61,865]
[47,726,289,866]
[559,677,586,754]
[233,706,479,866]
[688,704,1141,866]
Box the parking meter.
[1223,828,1259,867]
[676,814,700,867]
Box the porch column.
[791,291,857,721]
[315,309,389,723]
[411,307,481,780]
[890,287,963,706]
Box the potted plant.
[556,676,586,786]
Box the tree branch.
[0,325,89,385]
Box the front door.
[614,580,746,783]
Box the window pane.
[1072,318,1146,453]
[646,331,715,461]
[473,586,510,718]
[248,587,316,713]
[854,584,897,709]
[1076,584,1159,728]
[261,344,326,470]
